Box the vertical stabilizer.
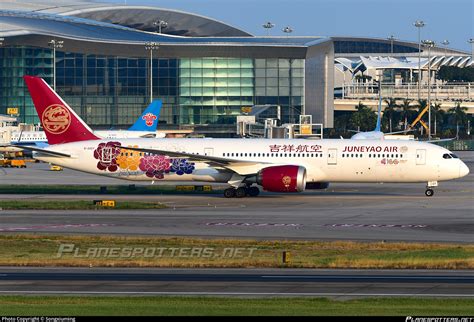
[128,100,162,132]
[23,75,100,144]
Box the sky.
[98,0,473,53]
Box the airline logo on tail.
[23,75,100,145]
[128,100,162,132]
[42,104,71,134]
[142,113,157,127]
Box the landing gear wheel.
[235,187,247,198]
[224,188,236,198]
[425,189,434,197]
[247,186,260,197]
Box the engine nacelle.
[306,182,330,190]
[257,165,306,193]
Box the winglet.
[128,100,162,132]
[375,95,382,132]
[23,76,100,145]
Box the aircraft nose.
[459,162,470,178]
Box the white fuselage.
[33,138,469,185]
[9,130,162,145]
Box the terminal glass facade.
[0,46,305,128]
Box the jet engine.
[257,165,306,192]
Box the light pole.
[145,42,159,103]
[422,39,435,140]
[153,20,168,34]
[48,39,64,91]
[262,22,275,36]
[441,39,450,56]
[469,39,474,64]
[387,35,396,54]
[282,26,293,37]
[414,20,425,99]
[387,35,396,83]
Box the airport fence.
[432,140,474,151]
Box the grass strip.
[0,184,219,195]
[0,200,167,210]
[0,235,472,269]
[0,296,472,316]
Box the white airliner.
[15,76,469,198]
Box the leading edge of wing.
[113,145,269,168]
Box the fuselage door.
[416,149,426,165]
[327,148,337,165]
[204,148,214,156]
[101,146,113,162]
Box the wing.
[11,145,71,157]
[114,145,272,175]
[425,138,456,143]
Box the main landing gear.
[224,186,260,198]
[424,181,438,197]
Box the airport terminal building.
[0,0,471,135]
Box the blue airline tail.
[374,95,382,132]
[128,100,162,132]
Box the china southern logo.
[42,104,71,134]
[142,113,157,127]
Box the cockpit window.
[443,153,452,159]
[450,154,459,159]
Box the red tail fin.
[23,75,100,145]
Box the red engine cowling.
[257,165,307,193]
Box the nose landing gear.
[425,181,438,197]
[425,188,434,197]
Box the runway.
[0,268,472,298]
[0,151,472,243]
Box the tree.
[349,102,378,132]
[398,99,415,130]
[334,112,352,134]
[383,98,398,132]
[431,102,445,137]
[448,102,468,139]
[437,66,474,82]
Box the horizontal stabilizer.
[11,145,71,157]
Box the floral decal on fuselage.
[116,145,141,171]
[139,154,170,179]
[169,158,195,175]
[93,141,121,172]
[93,141,196,179]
